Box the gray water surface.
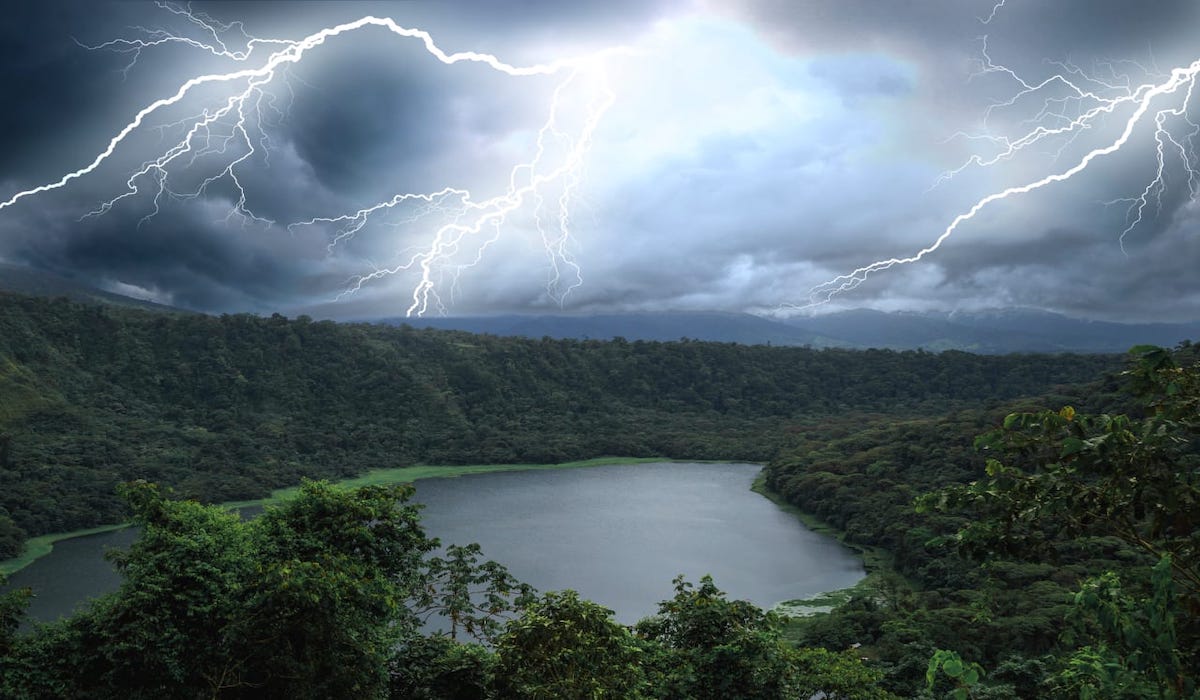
[6,462,864,624]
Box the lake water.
[6,462,864,625]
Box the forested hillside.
[766,345,1200,696]
[0,292,1119,557]
[1,292,1196,698]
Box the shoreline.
[751,475,885,618]
[1,456,732,576]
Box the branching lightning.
[0,1,620,316]
[293,59,617,316]
[979,0,1007,25]
[796,31,1200,310]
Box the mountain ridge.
[384,308,1200,354]
[0,262,1193,353]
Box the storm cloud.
[1,0,1198,322]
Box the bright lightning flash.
[796,35,1200,310]
[0,2,621,317]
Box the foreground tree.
[493,590,650,699]
[1,479,899,699]
[921,346,1200,697]
[0,480,526,699]
[637,575,895,700]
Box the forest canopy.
[2,292,1195,697]
[0,292,1116,557]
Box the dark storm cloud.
[720,0,1200,62]
[1,194,321,311]
[700,0,1200,321]
[923,212,1200,323]
[0,0,685,312]
[1,0,1198,321]
[0,4,152,181]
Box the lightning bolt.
[980,0,1007,25]
[796,37,1200,310]
[295,57,617,316]
[0,2,621,316]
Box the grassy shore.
[1,457,723,575]
[0,523,133,576]
[218,456,694,509]
[751,474,889,620]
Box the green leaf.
[1060,437,1085,458]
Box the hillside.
[0,292,1120,557]
[2,290,1193,698]
[387,311,839,347]
[0,262,187,314]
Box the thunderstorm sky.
[1,1,1199,321]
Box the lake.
[6,462,864,625]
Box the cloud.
[0,0,1197,322]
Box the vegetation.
[0,480,891,699]
[767,344,1200,697]
[0,291,1115,559]
[1,290,1196,697]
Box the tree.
[227,480,438,699]
[0,574,29,659]
[387,634,494,700]
[0,513,24,560]
[636,575,895,700]
[920,346,1200,697]
[410,542,535,642]
[493,589,649,699]
[0,480,527,700]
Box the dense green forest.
[766,345,1199,696]
[0,292,1116,557]
[1,291,1196,698]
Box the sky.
[1,1,1199,322]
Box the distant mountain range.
[385,308,1200,354]
[0,262,1194,353]
[0,262,186,314]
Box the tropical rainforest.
[0,291,1195,698]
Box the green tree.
[493,589,649,699]
[228,480,438,699]
[0,480,525,700]
[920,346,1200,697]
[636,575,894,699]
[0,574,29,660]
[387,635,494,700]
[411,542,535,642]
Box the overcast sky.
[1,0,1199,321]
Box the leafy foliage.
[0,480,525,699]
[493,590,650,699]
[412,543,536,642]
[920,346,1200,697]
[930,346,1200,601]
[636,575,896,699]
[763,345,1200,696]
[926,649,984,699]
[1,482,898,699]
[0,291,1117,555]
[6,291,1186,698]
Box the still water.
[7,462,864,624]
